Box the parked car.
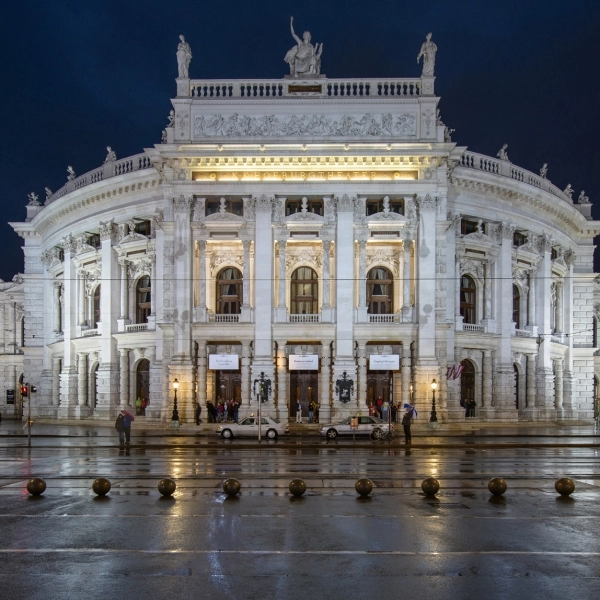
[319,415,393,439]
[217,416,290,440]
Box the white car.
[320,415,394,439]
[217,416,290,440]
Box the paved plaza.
[0,422,598,599]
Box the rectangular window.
[513,231,527,247]
[461,220,479,235]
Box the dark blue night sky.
[1,0,599,280]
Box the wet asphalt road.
[0,425,599,599]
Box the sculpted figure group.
[284,17,323,76]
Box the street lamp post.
[429,378,440,429]
[171,378,180,427]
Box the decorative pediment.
[462,231,495,244]
[285,245,322,274]
[459,258,484,279]
[285,211,325,223]
[204,211,244,223]
[119,221,148,245]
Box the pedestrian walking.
[207,400,217,423]
[402,403,417,444]
[296,400,302,423]
[390,402,397,423]
[115,410,134,445]
[195,402,202,425]
[233,400,239,423]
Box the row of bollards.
[24,476,577,498]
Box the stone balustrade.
[463,323,485,333]
[189,77,423,99]
[369,314,400,324]
[459,151,572,204]
[289,314,320,323]
[125,323,148,333]
[208,314,240,323]
[82,329,99,337]
[45,154,153,206]
[515,329,533,338]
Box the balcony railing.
[459,151,572,204]
[209,314,240,323]
[289,314,320,323]
[369,314,400,324]
[82,328,99,337]
[462,323,485,333]
[45,154,154,205]
[126,323,148,333]
[189,77,423,99]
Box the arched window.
[216,267,242,314]
[291,267,318,314]
[460,275,476,324]
[136,276,151,324]
[93,284,101,326]
[367,267,393,314]
[512,285,520,328]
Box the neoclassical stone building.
[5,32,600,423]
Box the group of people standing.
[205,399,240,424]
[295,400,319,424]
[368,396,399,423]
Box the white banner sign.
[209,354,239,370]
[288,354,319,371]
[369,354,400,370]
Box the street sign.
[350,417,358,430]
[6,390,15,404]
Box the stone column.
[483,263,491,320]
[554,358,564,411]
[322,239,331,307]
[319,343,331,422]
[119,349,130,408]
[77,353,88,406]
[414,195,439,411]
[276,341,288,421]
[358,239,367,307]
[403,239,411,312]
[527,271,536,328]
[242,239,251,308]
[78,272,86,326]
[53,283,61,332]
[0,304,4,353]
[52,357,61,405]
[275,238,287,323]
[526,353,537,410]
[555,281,563,333]
[240,341,251,408]
[401,352,411,407]
[196,342,207,414]
[149,253,156,316]
[357,341,368,412]
[455,259,462,324]
[10,302,17,351]
[119,259,129,320]
[197,240,207,321]
[482,349,492,409]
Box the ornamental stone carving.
[176,35,192,79]
[459,258,484,280]
[62,235,77,253]
[284,17,323,77]
[176,110,189,137]
[209,248,244,276]
[255,195,272,213]
[324,197,337,222]
[41,249,62,270]
[336,195,354,213]
[12,274,24,285]
[27,192,40,206]
[499,221,516,240]
[83,264,102,294]
[285,246,322,274]
[416,194,437,211]
[193,113,417,138]
[128,256,153,281]
[75,237,98,256]
[564,249,576,267]
[243,198,256,221]
[366,247,400,277]
[99,219,118,242]
[272,198,285,223]
[119,221,148,244]
[538,233,553,254]
[172,194,194,213]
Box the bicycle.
[369,425,395,441]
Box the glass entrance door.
[367,371,391,408]
[290,371,318,418]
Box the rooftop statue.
[497,143,509,161]
[27,192,40,206]
[578,190,590,204]
[284,17,323,77]
[417,33,437,77]
[540,163,548,178]
[563,184,573,199]
[67,166,76,181]
[176,35,192,79]
[104,146,117,163]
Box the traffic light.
[21,385,28,397]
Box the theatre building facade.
[4,34,600,423]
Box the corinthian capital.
[99,219,118,242]
[172,194,194,212]
[499,221,515,240]
[415,194,438,211]
[255,194,273,213]
[62,235,77,253]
